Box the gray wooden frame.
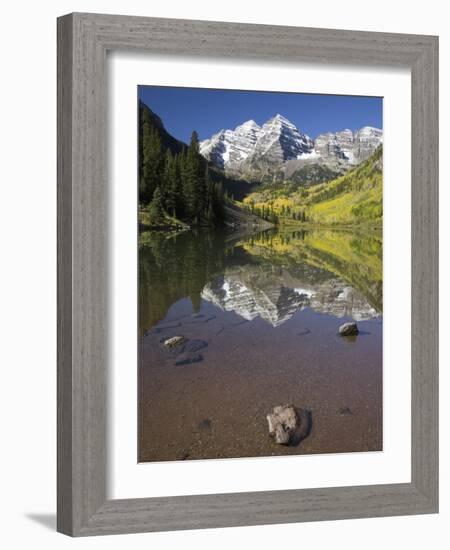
[57,12,439,537]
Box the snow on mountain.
[200,114,314,171]
[315,126,383,164]
[200,115,382,173]
[315,129,354,162]
[353,126,383,162]
[200,120,262,169]
[249,114,314,164]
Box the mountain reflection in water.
[139,228,382,334]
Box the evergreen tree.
[211,180,225,223]
[172,153,184,217]
[177,149,188,218]
[141,111,163,204]
[139,175,146,203]
[139,111,230,227]
[148,186,164,223]
[163,150,178,217]
[204,166,215,223]
[184,131,205,221]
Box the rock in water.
[183,339,208,353]
[163,336,186,349]
[267,405,312,446]
[338,322,359,336]
[267,405,299,445]
[174,353,203,366]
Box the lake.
[138,227,383,462]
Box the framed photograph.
[57,13,438,536]
[136,87,384,462]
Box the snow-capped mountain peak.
[253,115,314,162]
[199,119,263,169]
[268,113,296,127]
[200,115,382,175]
[235,119,260,132]
[199,114,315,170]
[358,126,383,136]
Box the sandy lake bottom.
[138,228,383,461]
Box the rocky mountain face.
[199,120,261,169]
[314,126,383,164]
[353,126,384,162]
[251,114,314,164]
[200,114,382,180]
[200,114,314,173]
[314,129,354,162]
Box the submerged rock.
[198,419,212,430]
[154,321,181,333]
[183,339,208,353]
[267,404,312,446]
[163,336,186,349]
[338,322,359,336]
[174,353,203,366]
[184,314,216,325]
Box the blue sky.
[138,86,382,143]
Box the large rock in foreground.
[338,322,359,336]
[267,404,311,446]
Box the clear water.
[138,227,382,462]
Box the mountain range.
[200,114,382,181]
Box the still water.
[139,228,382,462]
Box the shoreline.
[138,222,383,239]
